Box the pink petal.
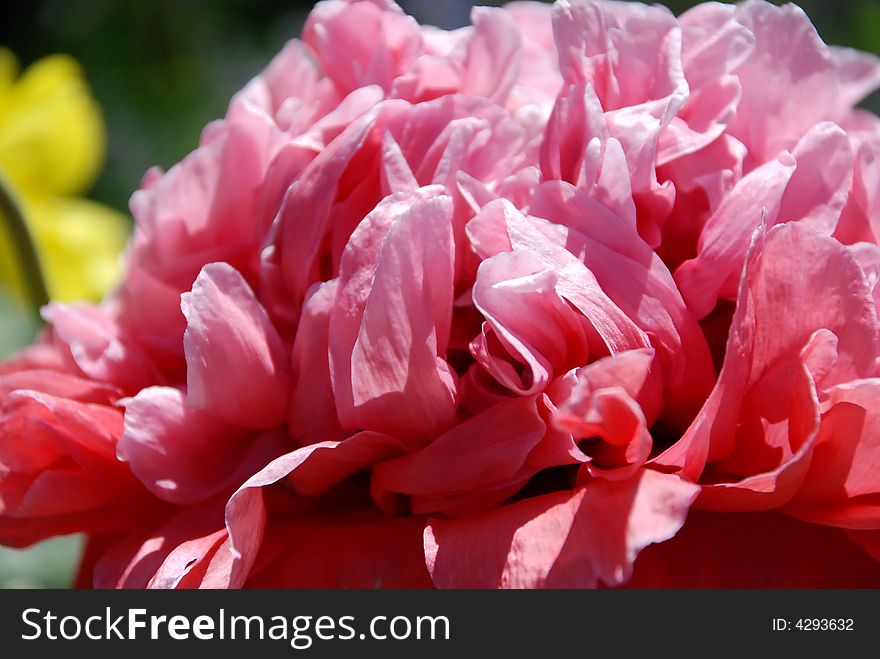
[380,131,418,196]
[848,243,880,352]
[236,39,324,122]
[551,0,688,245]
[540,82,608,186]
[461,7,523,105]
[470,250,589,395]
[126,102,275,333]
[506,2,563,108]
[118,387,288,505]
[0,392,158,546]
[830,46,880,119]
[539,82,637,225]
[372,396,545,501]
[777,122,854,233]
[727,1,837,161]
[43,303,163,393]
[674,152,796,318]
[498,199,651,355]
[786,380,880,528]
[559,387,653,481]
[296,85,385,152]
[93,499,226,589]
[182,262,291,429]
[835,142,880,245]
[657,223,878,481]
[303,0,421,94]
[0,369,120,405]
[332,194,458,440]
[657,75,740,165]
[287,433,405,497]
[695,333,823,512]
[553,351,662,482]
[679,2,754,89]
[465,196,515,258]
[566,348,662,426]
[331,190,442,421]
[289,280,346,445]
[552,0,687,111]
[529,184,715,424]
[0,343,66,376]
[275,108,380,317]
[604,98,682,200]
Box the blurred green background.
[0,0,878,588]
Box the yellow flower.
[0,47,129,305]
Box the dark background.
[0,0,878,587]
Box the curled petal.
[471,250,589,395]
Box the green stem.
[0,172,49,315]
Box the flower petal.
[727,0,837,161]
[674,153,796,318]
[658,222,878,481]
[372,396,546,501]
[204,431,406,588]
[332,194,458,440]
[425,469,698,588]
[183,262,291,429]
[0,391,157,546]
[471,250,589,395]
[786,379,880,528]
[118,387,288,505]
[289,280,346,445]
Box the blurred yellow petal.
[0,48,19,96]
[25,194,129,302]
[0,208,27,302]
[0,53,106,197]
[0,169,46,310]
[0,49,125,307]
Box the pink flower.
[2,0,880,588]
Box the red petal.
[425,469,698,588]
